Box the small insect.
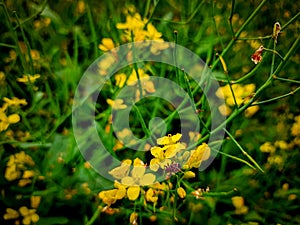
[165,162,181,179]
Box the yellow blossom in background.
[260,142,275,153]
[0,71,6,86]
[4,151,35,181]
[231,196,249,215]
[291,115,300,136]
[19,206,39,225]
[244,104,259,117]
[0,110,20,132]
[31,196,41,209]
[109,159,132,180]
[76,0,85,14]
[157,133,182,145]
[107,98,127,109]
[129,212,138,225]
[216,83,258,117]
[177,187,186,198]
[3,208,19,220]
[274,140,289,150]
[17,74,40,83]
[116,13,147,31]
[145,188,158,202]
[98,183,126,206]
[183,143,210,169]
[183,171,196,179]
[115,73,127,88]
[98,54,117,76]
[127,68,149,86]
[3,97,27,107]
[99,38,115,52]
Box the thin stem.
[228,0,235,37]
[253,86,300,106]
[224,129,264,173]
[211,0,268,70]
[85,206,101,225]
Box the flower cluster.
[3,206,39,225]
[0,97,27,132]
[98,133,212,224]
[4,151,36,187]
[216,83,259,117]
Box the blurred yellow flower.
[31,196,41,209]
[260,142,275,153]
[116,13,147,31]
[157,133,182,145]
[107,98,127,110]
[99,38,115,51]
[98,182,126,206]
[183,171,196,179]
[177,187,186,198]
[3,97,27,107]
[231,196,249,215]
[183,143,210,169]
[0,111,20,132]
[19,206,39,225]
[115,73,127,88]
[127,68,149,86]
[109,159,132,179]
[145,188,158,202]
[291,115,300,137]
[129,212,138,225]
[3,208,19,220]
[17,74,40,83]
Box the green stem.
[0,1,28,73]
[211,0,268,70]
[224,129,264,173]
[253,86,300,106]
[85,206,101,225]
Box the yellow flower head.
[3,97,27,107]
[3,208,19,220]
[17,74,40,83]
[19,206,39,225]
[183,143,210,169]
[99,38,115,52]
[107,98,127,110]
[157,133,182,145]
[177,187,186,198]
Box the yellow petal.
[8,114,20,124]
[127,186,140,201]
[139,173,156,186]
[131,166,145,179]
[121,176,135,186]
[149,158,160,172]
[177,187,186,198]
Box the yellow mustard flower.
[260,142,275,153]
[183,171,196,179]
[3,97,27,107]
[110,158,155,201]
[4,151,35,181]
[116,13,147,31]
[127,68,150,86]
[3,208,19,220]
[0,110,20,132]
[177,187,186,198]
[291,115,300,137]
[145,23,162,40]
[107,98,127,110]
[17,74,40,83]
[115,73,127,88]
[30,196,41,209]
[0,71,5,86]
[109,159,132,180]
[150,143,185,171]
[129,212,138,225]
[99,38,115,52]
[19,206,39,225]
[157,133,182,145]
[231,196,249,215]
[183,143,210,169]
[98,182,126,206]
[98,54,117,76]
[145,188,158,203]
